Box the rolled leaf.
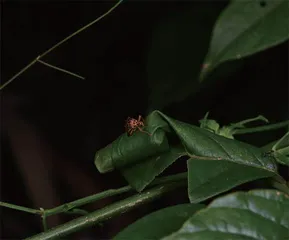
[95,111,278,199]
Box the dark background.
[1,1,288,239]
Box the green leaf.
[159,112,276,202]
[95,111,278,200]
[200,0,289,81]
[94,129,170,173]
[188,159,275,203]
[95,114,187,191]
[146,3,224,110]
[121,145,186,191]
[163,189,289,240]
[113,203,205,240]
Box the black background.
[1,1,288,239]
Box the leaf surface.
[113,203,204,240]
[95,111,278,200]
[200,0,289,80]
[163,189,289,240]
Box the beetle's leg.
[127,128,133,136]
[141,116,145,123]
[138,127,151,136]
[138,115,145,127]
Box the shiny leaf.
[113,203,204,240]
[95,111,278,201]
[163,189,289,240]
[200,0,289,80]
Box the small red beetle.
[125,115,151,136]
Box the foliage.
[114,203,205,240]
[163,189,289,240]
[115,189,289,240]
[95,110,280,203]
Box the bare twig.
[0,0,123,90]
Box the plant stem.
[1,173,187,234]
[44,185,132,217]
[234,115,268,126]
[0,201,41,215]
[40,208,48,231]
[0,59,38,90]
[37,59,85,79]
[0,172,187,217]
[26,181,186,240]
[65,208,89,215]
[44,172,187,217]
[0,0,123,90]
[234,120,289,135]
[272,131,289,152]
[39,0,123,58]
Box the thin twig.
[37,59,85,79]
[0,59,38,90]
[44,185,132,217]
[25,182,186,240]
[0,201,41,215]
[1,172,187,235]
[0,0,123,90]
[40,208,48,231]
[272,131,289,152]
[234,115,268,126]
[234,120,289,135]
[0,173,187,218]
[43,172,187,217]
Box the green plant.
[1,0,289,239]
